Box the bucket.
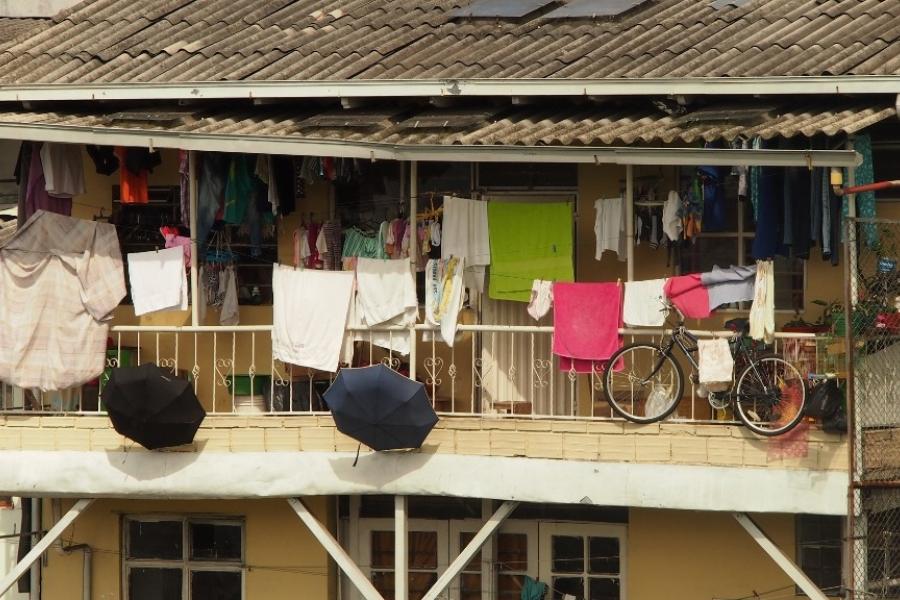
[233,395,266,414]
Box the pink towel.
[663,274,710,319]
[553,282,622,374]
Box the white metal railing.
[0,324,841,424]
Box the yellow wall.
[40,497,334,600]
[627,508,813,600]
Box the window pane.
[552,535,584,574]
[128,568,182,600]
[372,571,395,600]
[589,577,620,600]
[498,574,525,600]
[459,532,481,572]
[418,162,472,196]
[371,531,394,569]
[498,533,528,572]
[552,576,584,600]
[410,572,438,600]
[190,523,242,561]
[191,571,241,600]
[588,537,620,575]
[409,531,438,570]
[128,520,183,560]
[460,572,481,600]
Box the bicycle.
[601,314,807,436]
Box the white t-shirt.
[594,197,626,261]
[663,190,683,242]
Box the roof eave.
[2,76,900,102]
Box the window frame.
[538,521,628,600]
[795,514,844,597]
[122,515,246,600]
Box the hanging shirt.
[663,274,711,319]
[24,144,72,219]
[700,265,757,310]
[425,257,466,346]
[0,211,126,391]
[594,196,626,261]
[442,196,490,293]
[749,260,775,344]
[115,147,149,204]
[39,143,85,198]
[662,190,683,242]
[223,155,254,225]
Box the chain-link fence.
[847,218,900,598]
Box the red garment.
[306,222,321,269]
[663,274,711,319]
[115,147,149,203]
[553,282,623,374]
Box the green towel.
[488,201,574,302]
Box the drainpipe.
[29,499,39,600]
[60,545,91,600]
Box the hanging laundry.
[736,138,750,198]
[24,143,72,219]
[820,168,832,260]
[663,274,711,319]
[594,196,626,261]
[178,150,190,226]
[751,144,779,259]
[623,279,667,327]
[272,265,354,373]
[160,226,191,268]
[527,279,554,321]
[39,143,85,198]
[749,260,775,344]
[355,258,418,327]
[749,136,762,222]
[552,282,622,374]
[682,176,703,239]
[115,147,159,203]
[271,155,296,216]
[700,265,757,310]
[219,265,239,326]
[321,221,342,270]
[487,200,574,303]
[698,165,725,232]
[844,133,878,247]
[224,154,254,225]
[698,338,734,392]
[0,211,126,391]
[662,190,683,242]
[128,247,188,316]
[85,145,119,176]
[425,257,466,347]
[442,196,490,293]
[196,152,228,247]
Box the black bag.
[823,404,848,434]
[804,379,842,418]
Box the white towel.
[698,338,734,389]
[272,265,354,372]
[623,279,667,327]
[749,260,775,344]
[527,279,553,321]
[442,196,490,292]
[356,258,418,325]
[425,257,466,346]
[127,246,188,316]
[594,196,626,261]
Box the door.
[359,519,449,600]
[539,523,627,600]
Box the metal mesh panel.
[848,218,900,598]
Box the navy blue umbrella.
[324,364,438,452]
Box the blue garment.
[699,165,725,232]
[521,576,546,600]
[196,153,228,247]
[752,162,779,260]
[844,133,878,247]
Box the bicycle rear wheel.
[603,343,684,424]
[734,355,806,436]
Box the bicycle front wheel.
[603,343,684,424]
[734,356,806,436]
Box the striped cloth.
[0,210,125,391]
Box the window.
[124,517,243,600]
[797,514,842,594]
[539,523,626,600]
[678,177,804,311]
[361,520,448,600]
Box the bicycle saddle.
[724,317,750,335]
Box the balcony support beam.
[0,499,94,598]
[733,512,829,600]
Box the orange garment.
[114,147,148,203]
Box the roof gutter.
[0,121,861,167]
[1,76,899,102]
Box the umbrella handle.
[353,443,361,468]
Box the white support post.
[408,161,418,381]
[733,512,829,600]
[625,164,635,282]
[0,499,94,598]
[189,150,199,327]
[480,498,494,600]
[421,500,519,600]
[395,495,408,600]
[287,498,384,600]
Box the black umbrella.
[102,363,206,450]
[324,364,438,452]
